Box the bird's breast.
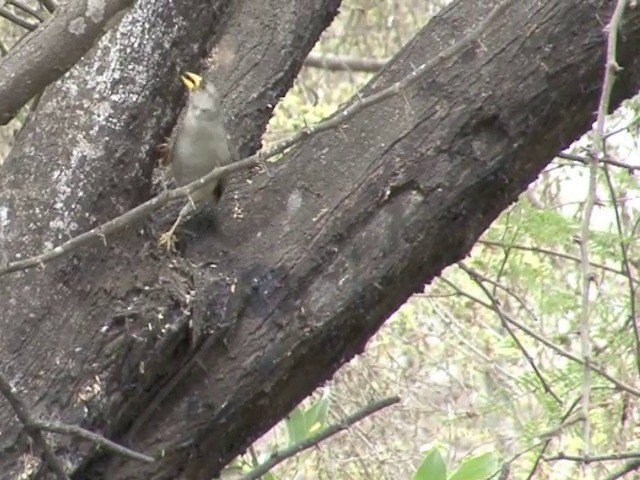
[172,123,232,188]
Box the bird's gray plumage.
[158,74,233,250]
[171,78,232,204]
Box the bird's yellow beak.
[181,72,202,90]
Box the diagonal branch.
[0,5,37,30]
[303,52,388,73]
[479,239,634,280]
[240,396,400,480]
[33,420,155,463]
[0,0,513,277]
[0,370,70,480]
[0,0,134,125]
[6,0,46,22]
[557,151,640,172]
[459,262,563,405]
[440,277,640,398]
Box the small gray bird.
[159,72,233,250]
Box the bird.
[158,72,233,250]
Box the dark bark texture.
[0,0,639,479]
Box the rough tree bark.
[0,0,639,479]
[0,0,135,125]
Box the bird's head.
[181,71,223,122]
[181,71,203,90]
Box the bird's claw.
[158,230,177,251]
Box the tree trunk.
[0,0,639,479]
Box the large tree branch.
[0,0,134,125]
[102,1,640,478]
[0,0,339,478]
[1,1,639,480]
[0,0,510,277]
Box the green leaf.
[285,390,331,445]
[412,447,447,480]
[449,453,499,480]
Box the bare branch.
[478,239,631,279]
[39,0,56,12]
[284,0,513,151]
[603,459,640,480]
[303,52,388,73]
[601,163,640,376]
[577,0,628,455]
[522,397,582,480]
[595,0,627,135]
[557,151,640,172]
[240,396,400,480]
[595,1,640,380]
[0,367,153,470]
[0,0,134,125]
[0,6,37,30]
[459,262,562,404]
[604,115,640,139]
[7,0,47,22]
[0,370,70,480]
[440,277,640,397]
[0,0,514,276]
[546,452,640,463]
[0,156,259,276]
[33,420,155,463]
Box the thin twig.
[440,277,640,397]
[557,151,640,172]
[577,0,628,456]
[479,239,630,278]
[430,300,520,383]
[459,262,562,404]
[490,211,516,298]
[239,396,400,480]
[7,0,46,21]
[304,52,388,73]
[0,6,37,29]
[524,397,581,480]
[595,0,627,133]
[545,452,640,463]
[33,420,155,463]
[0,371,70,480]
[603,115,640,139]
[0,0,514,278]
[536,415,585,440]
[577,154,595,455]
[601,163,640,377]
[463,252,541,328]
[602,459,640,480]
[0,156,258,276]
